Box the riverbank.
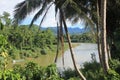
[7,43,80,69]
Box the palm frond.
[61,0,70,9]
[14,0,52,23]
[29,2,53,28]
[38,3,53,30]
[55,5,59,18]
[70,0,94,27]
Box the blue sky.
[0,0,84,28]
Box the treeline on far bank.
[0,25,56,59]
[69,32,96,43]
[0,24,95,59]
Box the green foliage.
[0,70,22,80]
[8,29,23,49]
[0,11,11,27]
[63,68,78,80]
[106,69,120,80]
[81,61,105,80]
[62,59,120,80]
[70,32,96,43]
[109,59,120,74]
[0,51,9,71]
[33,29,55,49]
[0,23,56,59]
[0,19,4,30]
[40,49,47,55]
[0,34,8,48]
[7,62,63,80]
[113,28,120,60]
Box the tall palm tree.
[14,0,87,79]
[60,9,86,80]
[62,0,110,74]
[100,0,110,73]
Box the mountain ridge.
[41,27,89,34]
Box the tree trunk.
[101,0,109,73]
[60,9,86,80]
[54,23,60,63]
[97,0,104,67]
[59,15,65,66]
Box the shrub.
[63,68,78,79]
[40,49,47,55]
[109,59,120,74]
[107,69,120,80]
[81,61,106,80]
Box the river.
[56,43,99,71]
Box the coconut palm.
[14,0,87,79]
[61,0,110,74]
[100,0,110,73]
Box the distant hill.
[41,27,89,35]
[19,24,90,34]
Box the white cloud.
[0,0,24,17]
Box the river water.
[56,43,99,71]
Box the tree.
[14,0,87,79]
[100,0,110,73]
[0,19,4,30]
[0,12,11,27]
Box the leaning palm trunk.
[54,15,65,67]
[54,23,60,63]
[59,18,65,67]
[101,0,109,73]
[60,9,86,80]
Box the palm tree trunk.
[101,0,109,73]
[60,9,86,80]
[59,16,65,67]
[54,23,60,63]
[97,0,103,67]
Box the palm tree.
[100,0,110,73]
[62,0,110,74]
[14,0,87,79]
[95,0,103,69]
[60,9,86,80]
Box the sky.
[0,0,84,28]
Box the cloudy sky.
[0,0,84,28]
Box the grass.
[7,43,80,69]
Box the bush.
[107,69,120,80]
[12,62,63,80]
[63,68,78,80]
[81,61,106,80]
[40,49,47,55]
[109,59,120,74]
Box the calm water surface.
[56,43,99,70]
